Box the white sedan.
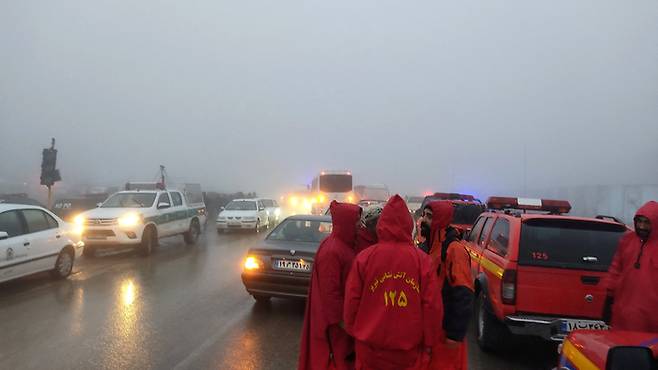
[0,204,84,283]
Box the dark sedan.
[241,215,332,302]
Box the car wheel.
[82,245,96,258]
[253,294,271,303]
[184,219,200,245]
[51,249,74,279]
[476,292,512,352]
[139,227,157,257]
[254,220,261,233]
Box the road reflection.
[122,280,136,306]
[212,299,306,370]
[98,277,151,369]
[69,285,85,336]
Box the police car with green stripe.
[76,188,205,257]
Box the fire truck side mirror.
[606,346,654,370]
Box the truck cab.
[77,189,203,256]
[465,197,628,351]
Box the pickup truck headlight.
[72,215,85,235]
[118,213,142,227]
[73,215,85,226]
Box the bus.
[309,170,354,214]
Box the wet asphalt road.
[0,227,557,370]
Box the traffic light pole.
[47,185,53,210]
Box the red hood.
[426,200,454,233]
[376,195,413,244]
[329,201,362,245]
[636,201,658,242]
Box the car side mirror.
[97,203,103,207]
[0,231,8,240]
[606,346,654,370]
[158,202,171,209]
[220,206,225,211]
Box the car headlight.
[118,213,142,227]
[244,256,261,271]
[73,214,85,226]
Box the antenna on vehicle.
[158,165,167,190]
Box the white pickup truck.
[76,189,206,257]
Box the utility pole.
[40,138,62,209]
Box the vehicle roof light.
[431,192,477,202]
[486,197,571,214]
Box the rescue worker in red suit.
[298,201,362,370]
[418,201,473,370]
[355,204,383,255]
[343,195,443,370]
[603,201,658,332]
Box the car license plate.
[560,319,609,333]
[273,259,312,272]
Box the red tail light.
[501,269,517,305]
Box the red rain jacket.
[344,195,442,370]
[426,201,454,251]
[355,226,377,255]
[425,201,473,370]
[298,201,362,370]
[606,201,658,332]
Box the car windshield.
[225,201,257,211]
[101,193,156,208]
[267,219,333,243]
[519,219,627,271]
[453,204,485,225]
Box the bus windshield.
[319,174,352,193]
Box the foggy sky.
[1,1,657,199]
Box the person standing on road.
[354,204,383,255]
[299,201,362,370]
[343,195,442,370]
[603,201,658,332]
[419,201,473,370]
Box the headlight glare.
[118,213,142,227]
